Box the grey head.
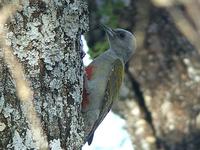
[102,25,136,63]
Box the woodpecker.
[82,25,136,145]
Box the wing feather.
[87,59,124,145]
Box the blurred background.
[84,0,200,150]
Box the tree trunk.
[0,0,88,149]
[87,0,200,150]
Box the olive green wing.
[87,59,124,145]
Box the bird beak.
[100,24,115,38]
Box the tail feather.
[87,132,94,145]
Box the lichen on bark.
[0,0,88,149]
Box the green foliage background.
[87,0,126,59]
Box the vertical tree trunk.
[0,0,88,149]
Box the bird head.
[102,25,136,63]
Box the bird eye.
[118,32,125,39]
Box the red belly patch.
[85,65,94,80]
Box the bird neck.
[107,49,124,63]
[108,48,131,64]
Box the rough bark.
[87,0,200,150]
[0,0,88,149]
